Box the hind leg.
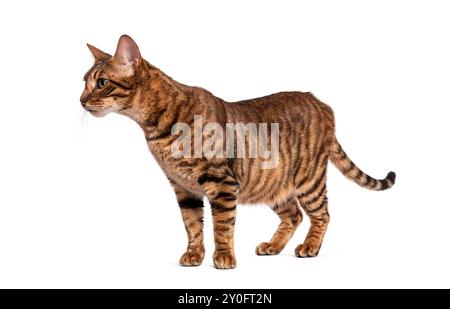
[256,197,303,255]
[296,182,330,258]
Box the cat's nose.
[80,93,91,107]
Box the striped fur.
[81,35,396,269]
[330,141,396,191]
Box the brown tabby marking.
[80,35,396,269]
[256,197,302,255]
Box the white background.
[0,0,449,288]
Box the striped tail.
[330,140,396,191]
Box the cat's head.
[80,35,144,117]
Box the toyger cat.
[80,35,395,269]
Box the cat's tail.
[330,140,396,191]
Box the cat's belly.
[162,158,298,205]
[237,182,296,206]
[153,146,301,205]
[234,158,298,206]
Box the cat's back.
[224,91,334,123]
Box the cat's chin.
[88,110,109,118]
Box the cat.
[80,35,395,269]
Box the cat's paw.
[255,242,282,255]
[179,251,204,267]
[213,251,236,269]
[295,243,321,258]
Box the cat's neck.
[118,64,191,133]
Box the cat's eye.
[96,78,109,88]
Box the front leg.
[199,172,239,269]
[172,182,205,267]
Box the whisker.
[79,108,89,140]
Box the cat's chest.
[147,141,203,194]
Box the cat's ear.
[86,44,112,62]
[114,35,142,72]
